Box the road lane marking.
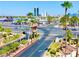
[25,29,49,56]
[29,32,53,56]
[29,39,47,57]
[28,28,58,56]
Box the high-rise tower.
[37,8,39,16]
[34,8,39,16]
[34,8,37,16]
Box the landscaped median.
[10,32,40,57]
[0,24,26,48]
[43,41,61,57]
[0,39,28,57]
[10,39,37,57]
[43,37,79,57]
[0,32,41,57]
[0,33,25,48]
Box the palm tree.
[65,30,73,44]
[61,1,72,15]
[61,1,72,27]
[69,16,78,26]
[61,1,72,57]
[60,15,70,29]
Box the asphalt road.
[2,23,79,57]
[19,26,65,57]
[2,24,65,57]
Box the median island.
[0,23,40,57]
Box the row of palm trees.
[60,15,79,27]
[61,1,79,57]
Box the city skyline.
[0,1,79,16]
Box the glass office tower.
[34,8,39,16]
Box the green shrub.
[3,46,10,51]
[3,34,20,43]
[50,50,56,55]
[53,39,56,43]
[0,49,7,55]
[0,42,20,56]
[2,34,7,38]
[10,42,20,51]
[0,28,4,32]
[14,34,20,39]
[48,42,60,56]
[4,28,12,33]
[47,48,51,52]
[0,46,11,55]
[20,40,28,44]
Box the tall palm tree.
[61,1,72,57]
[60,15,70,29]
[69,16,78,26]
[61,1,72,15]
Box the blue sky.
[0,1,79,16]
